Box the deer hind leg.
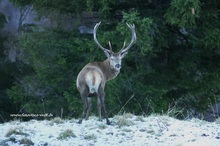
[98,89,111,125]
[97,97,102,121]
[78,90,89,124]
[85,97,92,120]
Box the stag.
[76,22,136,125]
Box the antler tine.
[121,41,126,50]
[108,41,113,52]
[120,23,137,53]
[93,22,109,52]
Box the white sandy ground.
[0,114,220,146]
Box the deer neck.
[102,58,120,81]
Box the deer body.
[77,22,136,125]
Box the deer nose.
[115,64,121,69]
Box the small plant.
[50,117,63,126]
[19,137,34,145]
[0,137,16,145]
[84,134,97,141]
[135,116,145,122]
[122,128,132,132]
[147,129,155,135]
[164,99,185,118]
[52,117,63,124]
[5,127,29,137]
[123,113,134,119]
[57,129,76,140]
[215,117,220,124]
[98,124,107,129]
[114,115,134,127]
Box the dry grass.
[19,137,34,145]
[49,117,63,126]
[57,129,76,140]
[5,127,29,137]
[113,113,135,127]
[84,134,97,141]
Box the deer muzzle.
[115,64,121,69]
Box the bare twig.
[118,94,135,114]
[157,118,169,132]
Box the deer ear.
[104,50,111,58]
[121,51,128,58]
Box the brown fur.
[76,22,136,125]
[76,58,119,125]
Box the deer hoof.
[78,120,82,124]
[106,120,111,125]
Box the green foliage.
[201,28,220,49]
[5,0,220,121]
[7,30,93,117]
[0,15,27,122]
[9,0,116,18]
[165,0,201,28]
[0,13,6,28]
[118,11,153,55]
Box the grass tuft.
[122,113,134,118]
[5,127,29,137]
[57,129,76,140]
[49,117,63,126]
[215,117,220,124]
[84,134,97,141]
[19,137,34,145]
[98,124,107,129]
[135,116,145,122]
[114,114,134,127]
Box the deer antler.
[93,22,112,53]
[120,23,136,54]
